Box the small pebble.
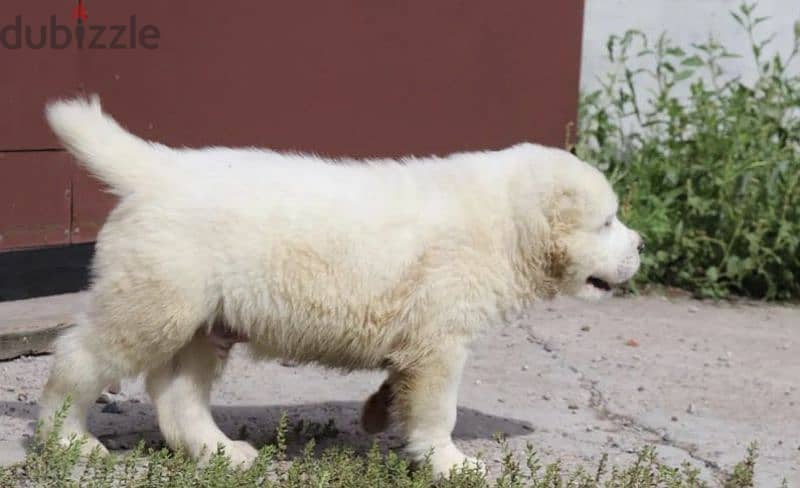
[637,386,645,392]
[16,393,27,402]
[580,325,591,332]
[625,338,639,347]
[474,379,482,386]
[568,403,579,410]
[542,394,551,401]
[521,364,529,371]
[671,415,678,422]
[686,403,695,414]
[688,306,699,313]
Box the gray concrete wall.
[581,0,800,91]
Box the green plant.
[723,443,758,488]
[2,403,766,487]
[576,2,800,300]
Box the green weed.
[576,2,800,300]
[0,403,765,487]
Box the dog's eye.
[603,217,614,228]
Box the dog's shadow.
[2,399,534,457]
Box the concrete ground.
[0,293,797,485]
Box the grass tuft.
[1,403,765,487]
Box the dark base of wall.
[0,244,93,302]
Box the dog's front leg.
[391,343,483,477]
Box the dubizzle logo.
[0,0,161,50]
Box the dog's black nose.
[637,240,645,253]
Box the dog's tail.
[45,95,167,196]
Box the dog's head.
[509,144,643,299]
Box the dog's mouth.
[586,276,612,291]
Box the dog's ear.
[511,214,570,299]
[516,189,575,297]
[545,188,582,228]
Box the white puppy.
[39,96,642,476]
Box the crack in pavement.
[524,329,726,483]
[580,376,726,483]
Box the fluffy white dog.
[39,96,642,476]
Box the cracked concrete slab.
[517,296,799,485]
[0,294,797,485]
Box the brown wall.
[0,1,585,252]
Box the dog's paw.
[428,445,486,478]
[58,434,108,458]
[44,430,109,457]
[459,456,488,475]
[197,439,258,469]
[229,440,258,468]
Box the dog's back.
[45,97,512,371]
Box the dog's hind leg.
[39,277,215,455]
[39,314,122,454]
[145,332,258,467]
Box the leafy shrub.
[576,2,800,300]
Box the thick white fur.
[39,96,641,475]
